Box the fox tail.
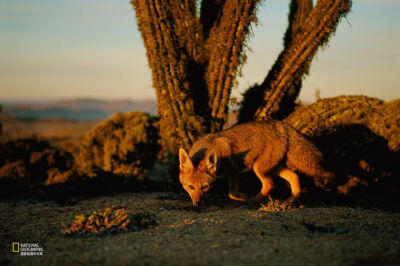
[284,125,334,187]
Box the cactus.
[131,0,260,151]
[205,0,260,131]
[131,0,355,154]
[132,0,209,152]
[239,0,352,122]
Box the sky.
[0,0,399,103]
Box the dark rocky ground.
[1,191,400,266]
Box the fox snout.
[184,183,210,206]
[188,190,203,206]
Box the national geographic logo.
[12,242,19,253]
[12,242,44,256]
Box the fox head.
[179,148,218,206]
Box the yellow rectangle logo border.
[12,242,20,253]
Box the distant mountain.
[0,98,157,121]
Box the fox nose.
[192,199,203,207]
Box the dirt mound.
[61,207,156,237]
[75,112,160,180]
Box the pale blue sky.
[1,0,399,102]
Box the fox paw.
[229,192,248,202]
[284,194,301,206]
[250,193,268,203]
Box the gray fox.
[179,119,334,206]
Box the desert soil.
[1,192,400,266]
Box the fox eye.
[188,185,195,190]
[202,184,209,190]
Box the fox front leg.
[228,175,248,202]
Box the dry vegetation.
[257,196,303,212]
[61,207,156,237]
[0,112,161,196]
[0,138,75,188]
[75,112,160,179]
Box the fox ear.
[179,148,193,170]
[206,150,218,174]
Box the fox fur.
[179,119,334,205]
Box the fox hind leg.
[276,166,301,197]
[250,161,274,202]
[228,175,248,202]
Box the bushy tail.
[284,124,334,186]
